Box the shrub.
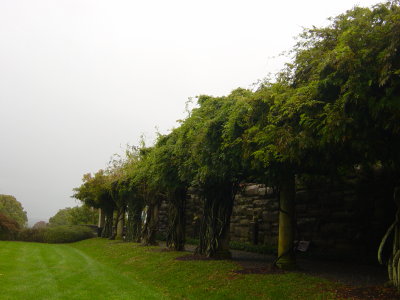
[44,225,95,243]
[0,212,20,240]
[185,237,199,245]
[18,228,47,243]
[18,225,95,243]
[32,221,48,229]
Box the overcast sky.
[0,0,380,224]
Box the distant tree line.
[48,206,98,227]
[72,1,400,288]
[0,195,98,241]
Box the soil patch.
[150,247,175,253]
[175,254,214,261]
[165,243,389,287]
[233,265,285,275]
[332,285,399,300]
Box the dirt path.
[180,244,388,287]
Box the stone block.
[263,211,278,222]
[265,201,279,210]
[253,208,263,216]
[307,209,325,217]
[234,196,246,205]
[253,199,266,207]
[239,219,250,225]
[331,211,352,220]
[263,236,277,246]
[259,223,271,231]
[238,208,251,217]
[319,223,347,236]
[243,184,267,196]
[296,190,311,203]
[297,217,316,226]
[230,216,240,223]
[258,187,267,196]
[233,227,248,238]
[296,204,307,213]
[265,187,275,197]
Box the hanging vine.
[166,187,187,251]
[379,187,400,289]
[101,209,114,238]
[196,182,237,258]
[141,198,161,246]
[126,199,143,242]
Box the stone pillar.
[276,173,296,269]
[98,208,105,237]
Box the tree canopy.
[49,206,98,226]
[71,0,400,283]
[0,194,27,228]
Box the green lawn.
[0,239,337,299]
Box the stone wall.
[158,200,169,235]
[158,171,396,261]
[230,184,278,246]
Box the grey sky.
[0,0,379,224]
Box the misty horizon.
[0,0,379,222]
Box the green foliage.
[288,0,400,166]
[42,225,96,243]
[69,0,400,279]
[49,208,69,226]
[177,91,255,256]
[0,212,20,240]
[73,170,116,238]
[32,221,47,229]
[17,227,47,242]
[279,1,400,278]
[18,225,95,243]
[73,171,115,213]
[49,206,98,226]
[187,91,250,185]
[0,194,27,228]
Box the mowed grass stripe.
[0,241,165,300]
[71,239,337,300]
[1,239,338,299]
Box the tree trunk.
[101,210,113,238]
[275,172,297,269]
[116,206,126,240]
[109,210,119,240]
[141,200,160,246]
[197,182,236,258]
[166,187,187,251]
[126,201,143,242]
